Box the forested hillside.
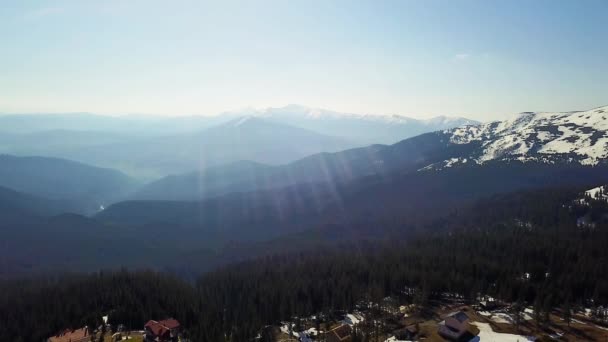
[3,187,608,341]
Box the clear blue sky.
[1,0,606,120]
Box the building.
[144,318,181,342]
[47,327,90,342]
[342,313,364,326]
[438,311,469,340]
[479,296,498,310]
[326,324,352,342]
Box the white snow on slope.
[585,185,608,200]
[446,106,608,165]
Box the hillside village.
[259,292,608,342]
[47,317,185,342]
[48,290,608,342]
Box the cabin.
[47,327,90,342]
[479,296,498,310]
[326,324,352,342]
[437,311,469,340]
[342,313,364,326]
[144,318,181,342]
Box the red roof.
[159,318,180,330]
[145,319,180,338]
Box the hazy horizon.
[2,102,608,124]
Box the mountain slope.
[74,116,355,178]
[134,105,608,202]
[0,155,138,214]
[0,106,478,179]
[132,129,475,200]
[431,105,608,169]
[0,186,79,220]
[125,105,608,236]
[99,163,608,272]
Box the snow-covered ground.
[384,337,413,342]
[491,313,515,324]
[444,105,608,166]
[478,310,533,324]
[585,185,608,200]
[469,322,536,341]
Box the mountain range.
[1,104,608,277]
[224,104,479,145]
[103,105,608,247]
[133,105,608,201]
[0,105,477,179]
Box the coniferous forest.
[2,187,608,341]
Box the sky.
[0,0,607,121]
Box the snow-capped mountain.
[423,105,608,170]
[224,104,479,145]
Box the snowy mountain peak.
[444,105,608,166]
[254,104,479,126]
[422,115,478,127]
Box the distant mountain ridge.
[134,105,608,201]
[0,105,477,179]
[0,185,75,219]
[0,155,138,214]
[69,116,354,178]
[131,131,464,201]
[421,105,608,170]
[228,104,479,145]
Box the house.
[326,324,352,342]
[438,311,469,340]
[47,327,90,342]
[144,318,181,342]
[342,313,364,326]
[479,296,498,310]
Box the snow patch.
[469,322,536,341]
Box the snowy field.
[478,310,533,324]
[469,322,536,341]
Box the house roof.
[328,324,352,341]
[159,318,180,329]
[447,311,469,323]
[145,318,180,337]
